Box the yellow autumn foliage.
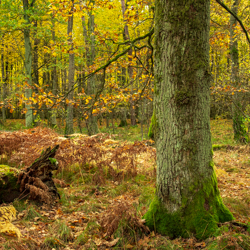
[0,205,21,238]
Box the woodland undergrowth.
[0,121,250,249]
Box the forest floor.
[0,119,250,249]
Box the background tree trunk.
[144,0,233,239]
[65,0,75,135]
[120,0,136,126]
[23,0,34,127]
[82,6,98,136]
[1,45,7,123]
[32,20,40,126]
[51,17,58,128]
[230,0,248,143]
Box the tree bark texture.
[144,0,233,239]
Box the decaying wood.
[18,145,60,204]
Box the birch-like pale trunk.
[144,0,233,239]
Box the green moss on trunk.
[143,171,233,239]
[148,110,157,139]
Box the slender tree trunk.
[144,0,233,239]
[51,18,57,127]
[32,21,39,87]
[106,113,109,128]
[65,0,75,135]
[23,0,34,127]
[76,67,84,133]
[111,109,115,134]
[82,10,98,135]
[1,45,6,123]
[230,0,248,142]
[120,0,136,126]
[0,2,5,123]
[140,100,144,141]
[32,20,40,125]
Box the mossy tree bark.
[144,0,233,239]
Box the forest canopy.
[0,0,248,136]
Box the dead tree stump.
[18,145,60,204]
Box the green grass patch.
[23,205,42,221]
[211,119,234,145]
[50,220,73,242]
[41,237,65,249]
[223,197,250,218]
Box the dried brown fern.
[99,197,150,238]
[1,128,156,185]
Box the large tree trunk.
[230,0,248,143]
[65,0,75,135]
[144,0,233,239]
